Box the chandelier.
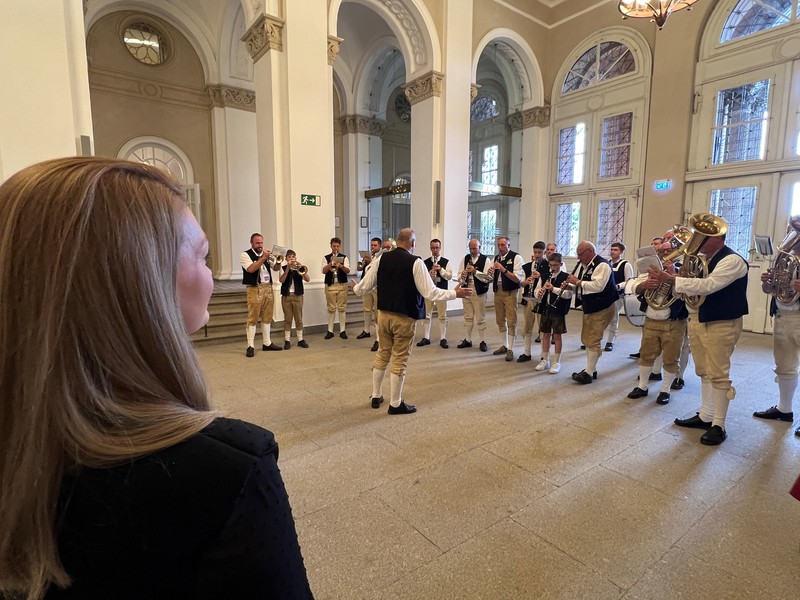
[618,0,702,30]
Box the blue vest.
[698,246,748,323]
[580,255,618,314]
[377,248,425,319]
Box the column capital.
[470,83,481,99]
[338,114,386,137]
[241,13,284,62]
[207,85,256,112]
[403,71,444,105]
[507,105,551,131]
[328,36,343,66]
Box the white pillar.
[511,108,550,250]
[0,0,93,180]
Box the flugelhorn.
[267,253,283,268]
[770,215,800,304]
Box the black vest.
[492,251,521,292]
[580,255,618,314]
[324,253,348,285]
[377,248,425,319]
[698,246,749,323]
[611,259,629,297]
[669,299,689,321]
[280,266,304,296]
[463,254,490,295]
[423,256,450,290]
[242,248,271,286]
[541,271,571,316]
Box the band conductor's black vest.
[424,256,450,290]
[698,246,748,323]
[580,255,618,314]
[377,248,425,319]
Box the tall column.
[208,85,259,280]
[243,3,337,326]
[0,0,93,180]
[509,106,551,251]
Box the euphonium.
[645,224,693,309]
[771,215,800,304]
[680,213,729,310]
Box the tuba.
[645,224,693,309]
[679,213,729,310]
[771,215,800,304]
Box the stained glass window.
[557,123,586,185]
[600,113,633,179]
[562,42,635,94]
[596,199,626,258]
[123,23,167,65]
[710,186,757,256]
[721,0,792,44]
[471,96,500,122]
[555,203,581,256]
[712,79,770,164]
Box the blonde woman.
[0,158,312,599]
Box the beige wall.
[86,11,218,269]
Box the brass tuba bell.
[771,215,800,304]
[679,213,729,310]
[645,224,693,309]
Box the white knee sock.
[777,376,798,413]
[285,329,291,342]
[339,311,346,332]
[327,312,335,332]
[661,370,675,393]
[364,312,373,333]
[466,323,474,342]
[586,350,601,374]
[652,354,663,376]
[699,380,714,423]
[553,352,561,364]
[246,324,256,347]
[297,328,304,341]
[524,333,532,355]
[261,323,271,346]
[440,321,447,340]
[638,366,651,391]
[390,373,405,407]
[711,386,731,429]
[372,368,386,399]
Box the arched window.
[562,41,635,95]
[721,0,794,44]
[470,96,500,122]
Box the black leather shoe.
[627,387,648,399]
[534,336,541,343]
[371,341,379,351]
[440,339,449,349]
[388,401,416,415]
[479,341,488,352]
[629,352,640,359]
[795,426,800,437]
[580,345,586,350]
[416,338,431,347]
[340,331,348,339]
[701,425,727,445]
[649,373,662,381]
[670,377,685,390]
[245,346,254,358]
[371,396,384,409]
[656,392,670,405]
[457,339,472,349]
[324,331,334,339]
[753,406,794,421]
[604,342,613,351]
[357,331,370,339]
[283,341,291,350]
[493,345,507,356]
[517,354,532,363]
[262,343,283,351]
[298,340,309,348]
[572,370,593,385]
[674,413,712,430]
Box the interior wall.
[86,10,217,269]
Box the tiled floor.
[197,311,800,599]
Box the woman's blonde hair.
[0,157,217,599]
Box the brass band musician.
[456,239,492,352]
[279,249,310,349]
[416,239,453,348]
[322,237,351,339]
[356,237,382,344]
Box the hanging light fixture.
[618,0,702,30]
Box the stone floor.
[196,310,800,599]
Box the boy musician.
[533,253,572,374]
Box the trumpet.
[289,260,308,275]
[267,253,284,268]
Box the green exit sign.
[301,194,321,206]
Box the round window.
[123,22,167,65]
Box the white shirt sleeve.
[440,259,453,281]
[241,251,256,271]
[673,253,748,296]
[352,254,380,296]
[413,258,457,302]
[580,262,612,295]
